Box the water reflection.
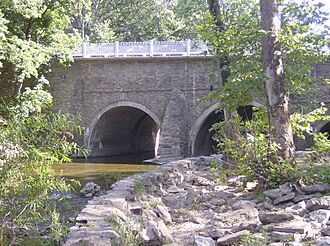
[52,158,159,222]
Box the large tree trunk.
[260,0,295,159]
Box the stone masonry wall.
[49,56,214,158]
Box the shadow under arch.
[190,102,259,157]
[86,101,161,162]
[317,121,330,140]
[190,103,224,157]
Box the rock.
[186,189,203,205]
[285,201,308,216]
[80,182,101,198]
[153,220,173,244]
[213,190,235,200]
[231,200,257,210]
[129,202,143,215]
[257,201,274,211]
[227,176,245,187]
[167,185,184,193]
[155,205,172,224]
[231,221,261,233]
[269,231,294,242]
[301,184,330,194]
[317,238,330,246]
[194,236,216,246]
[269,221,311,234]
[141,226,159,245]
[306,197,330,211]
[187,175,211,186]
[273,192,295,205]
[264,183,294,200]
[264,188,283,199]
[309,210,330,224]
[208,229,227,240]
[259,211,294,225]
[163,194,185,209]
[217,230,250,245]
[215,208,259,227]
[293,194,314,203]
[209,198,226,206]
[322,227,330,236]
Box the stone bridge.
[49,41,330,161]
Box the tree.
[0,1,86,243]
[260,0,295,159]
[0,0,80,99]
[206,0,241,148]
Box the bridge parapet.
[72,40,209,58]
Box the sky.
[319,0,330,25]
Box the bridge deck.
[72,40,209,58]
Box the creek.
[52,157,160,222]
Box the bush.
[211,106,330,189]
[0,81,87,245]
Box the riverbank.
[65,156,330,246]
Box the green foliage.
[239,232,268,246]
[0,0,80,98]
[212,105,330,188]
[134,178,146,195]
[0,82,87,244]
[201,0,328,112]
[107,216,142,246]
[72,0,209,42]
[291,104,330,158]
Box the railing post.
[115,41,119,57]
[82,42,87,57]
[150,40,154,57]
[186,39,191,56]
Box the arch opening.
[193,110,224,157]
[319,121,330,140]
[89,106,159,163]
[191,105,254,157]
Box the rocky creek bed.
[65,156,330,246]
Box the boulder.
[155,205,172,224]
[231,200,257,210]
[259,211,294,225]
[301,184,330,194]
[285,201,308,216]
[273,192,295,205]
[309,210,330,224]
[80,182,101,198]
[306,197,330,211]
[317,238,330,246]
[268,221,311,234]
[194,236,216,246]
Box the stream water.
[52,157,160,222]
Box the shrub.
[0,81,87,244]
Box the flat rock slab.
[273,192,295,205]
[268,221,311,234]
[306,197,330,211]
[259,211,294,225]
[194,236,216,246]
[217,230,250,245]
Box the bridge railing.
[72,40,209,58]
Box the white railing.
[72,40,209,58]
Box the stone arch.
[85,101,161,161]
[190,102,262,156]
[316,121,330,140]
[190,103,224,156]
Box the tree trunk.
[260,0,295,159]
